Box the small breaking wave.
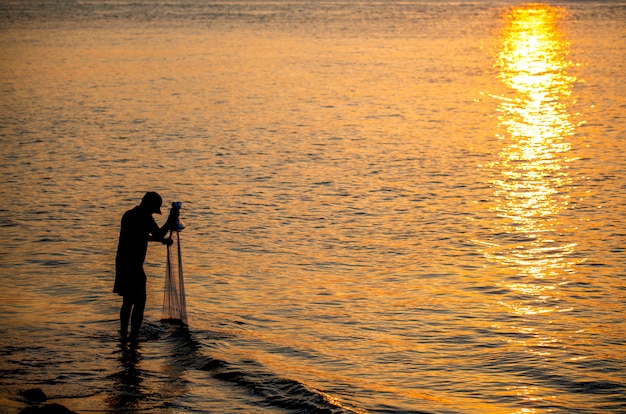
[155,323,364,414]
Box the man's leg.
[120,297,133,338]
[129,290,146,340]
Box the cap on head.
[141,191,162,215]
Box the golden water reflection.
[484,9,582,409]
[487,5,581,320]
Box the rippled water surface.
[1,1,625,413]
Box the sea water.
[0,1,625,413]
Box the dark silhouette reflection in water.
[107,323,192,412]
[108,343,146,412]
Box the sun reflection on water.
[479,4,588,405]
[486,4,581,318]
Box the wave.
[141,322,363,414]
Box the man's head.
[141,191,162,215]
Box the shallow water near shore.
[1,1,625,413]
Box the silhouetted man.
[114,191,178,342]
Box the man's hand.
[162,237,174,246]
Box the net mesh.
[161,230,188,325]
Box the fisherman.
[114,191,178,342]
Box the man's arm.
[149,208,179,243]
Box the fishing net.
[161,228,188,325]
